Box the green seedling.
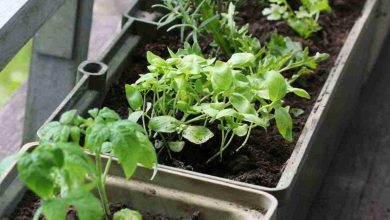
[154,1,258,56]
[1,109,158,220]
[262,0,332,38]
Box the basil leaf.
[59,110,77,125]
[114,209,142,220]
[275,106,293,142]
[229,93,257,115]
[149,116,180,133]
[125,85,143,110]
[183,126,214,144]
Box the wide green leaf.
[233,124,249,137]
[264,70,288,101]
[229,93,257,115]
[114,209,142,220]
[97,107,121,122]
[168,141,185,152]
[149,116,180,133]
[228,53,255,68]
[85,123,110,152]
[289,87,310,99]
[135,131,157,169]
[110,120,156,178]
[41,191,103,220]
[110,123,141,179]
[125,85,143,110]
[0,153,21,179]
[275,106,293,142]
[18,146,64,199]
[59,110,77,125]
[183,126,214,144]
[210,61,233,91]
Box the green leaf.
[59,110,77,125]
[228,53,255,67]
[38,121,64,142]
[0,153,21,179]
[183,126,214,144]
[18,146,64,199]
[110,121,156,179]
[98,107,121,122]
[70,192,103,220]
[149,116,180,133]
[70,126,81,143]
[264,70,288,101]
[290,108,304,117]
[110,123,141,179]
[147,51,165,66]
[59,126,70,142]
[289,87,310,99]
[168,141,185,152]
[41,191,103,220]
[210,61,233,91]
[275,106,293,142]
[88,108,99,118]
[128,111,143,122]
[85,123,110,152]
[125,85,143,110]
[135,131,158,169]
[243,113,267,127]
[216,108,237,119]
[60,142,96,181]
[229,93,257,115]
[233,124,249,137]
[102,142,113,154]
[114,209,142,220]
[40,198,68,220]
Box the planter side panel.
[279,1,383,219]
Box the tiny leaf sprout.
[154,1,259,56]
[262,0,332,38]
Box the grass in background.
[0,41,32,107]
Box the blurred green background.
[0,41,31,107]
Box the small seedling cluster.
[127,33,327,162]
[262,0,332,38]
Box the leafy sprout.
[154,1,258,56]
[1,108,158,220]
[262,0,332,38]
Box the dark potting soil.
[103,0,365,187]
[6,191,201,220]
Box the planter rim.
[0,142,278,220]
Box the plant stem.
[185,114,207,124]
[207,130,235,163]
[235,124,253,152]
[95,153,111,217]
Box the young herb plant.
[1,109,157,220]
[126,33,328,162]
[154,1,258,56]
[262,0,332,38]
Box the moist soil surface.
[7,191,201,220]
[103,0,365,187]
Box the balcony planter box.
[0,143,277,220]
[42,0,390,219]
